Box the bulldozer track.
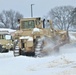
[35,38,44,57]
[13,40,20,56]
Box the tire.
[1,49,9,53]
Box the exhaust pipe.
[43,19,45,28]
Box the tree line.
[0,9,23,29]
[47,6,76,31]
[0,6,76,30]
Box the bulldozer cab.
[19,17,43,30]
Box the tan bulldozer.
[13,17,68,56]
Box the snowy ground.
[0,31,76,75]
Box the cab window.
[21,20,35,29]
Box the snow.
[69,32,76,42]
[19,36,33,41]
[0,31,76,75]
[32,28,40,33]
[0,28,16,33]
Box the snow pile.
[32,28,40,34]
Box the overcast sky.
[0,0,76,18]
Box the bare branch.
[0,10,23,29]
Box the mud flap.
[0,45,9,53]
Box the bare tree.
[71,8,76,28]
[48,6,74,31]
[0,10,23,29]
[0,11,9,28]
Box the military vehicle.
[13,17,68,56]
[0,30,14,53]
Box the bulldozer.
[0,30,14,53]
[13,17,68,56]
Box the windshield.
[21,20,35,29]
[0,34,12,40]
[5,35,11,40]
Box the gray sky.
[0,0,76,18]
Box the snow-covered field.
[0,31,76,75]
